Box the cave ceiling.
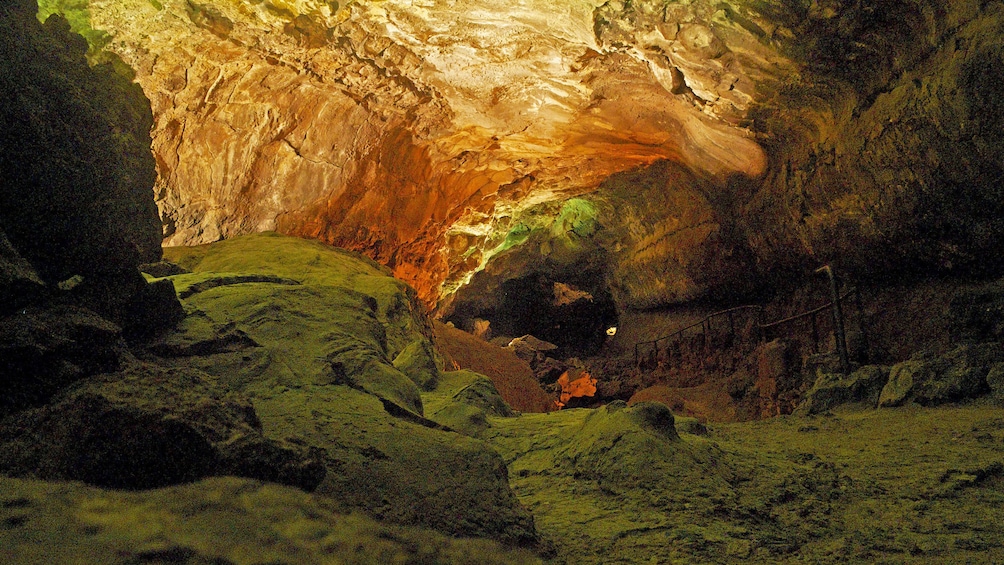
[43,0,1004,310]
[50,0,791,302]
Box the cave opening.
[447,268,618,359]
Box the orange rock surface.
[85,0,781,305]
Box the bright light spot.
[605,326,617,336]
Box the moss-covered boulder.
[0,475,543,564]
[423,369,515,436]
[797,365,890,414]
[154,234,537,546]
[880,344,1001,407]
[0,362,325,491]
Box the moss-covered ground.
[486,401,1004,564]
[0,476,542,564]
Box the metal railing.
[633,304,764,369]
[634,275,865,374]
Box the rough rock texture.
[422,369,515,437]
[0,476,542,564]
[0,233,538,547]
[156,233,538,545]
[0,363,325,491]
[0,305,125,417]
[38,0,1004,315]
[878,344,1002,407]
[433,319,555,413]
[741,1,1004,285]
[0,1,160,283]
[53,0,779,306]
[796,364,890,415]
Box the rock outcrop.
[878,344,1001,407]
[1,0,160,284]
[0,233,540,547]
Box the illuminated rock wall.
[71,0,779,304]
[48,0,1004,309]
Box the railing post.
[854,287,868,363]
[816,265,850,374]
[810,311,820,353]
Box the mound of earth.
[0,475,542,564]
[434,320,553,413]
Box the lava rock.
[0,362,323,491]
[392,338,440,391]
[797,365,890,414]
[0,304,124,417]
[879,344,1002,407]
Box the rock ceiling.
[48,0,1004,309]
[73,0,793,304]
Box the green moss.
[0,475,542,564]
[251,384,536,545]
[550,198,599,240]
[393,338,440,391]
[153,234,535,544]
[486,401,1004,563]
[422,369,514,436]
[36,0,111,53]
[163,233,440,414]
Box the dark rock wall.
[0,0,160,285]
[743,0,1004,286]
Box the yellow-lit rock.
[83,0,781,303]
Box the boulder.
[879,358,930,407]
[423,369,515,436]
[912,345,999,405]
[798,365,890,414]
[157,234,538,545]
[987,362,1004,403]
[0,362,325,491]
[550,401,737,498]
[879,344,1002,407]
[507,334,559,367]
[0,304,124,417]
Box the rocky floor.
[0,475,541,564]
[4,233,1004,564]
[485,400,1004,564]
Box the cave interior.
[2,0,1004,563]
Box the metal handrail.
[633,304,763,366]
[759,288,856,331]
[633,285,862,370]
